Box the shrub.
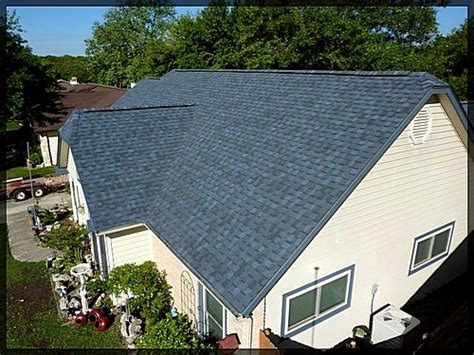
[106,261,172,322]
[86,274,106,295]
[29,145,43,165]
[45,222,88,265]
[29,152,42,165]
[35,206,56,225]
[137,313,214,350]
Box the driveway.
[3,191,72,261]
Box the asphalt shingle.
[60,69,451,315]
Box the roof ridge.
[79,103,196,114]
[82,82,127,91]
[171,69,427,78]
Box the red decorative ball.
[94,315,111,331]
[88,308,105,324]
[74,313,88,327]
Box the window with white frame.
[409,222,454,274]
[282,265,354,336]
[204,289,225,339]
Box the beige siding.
[39,133,52,167]
[39,132,59,166]
[67,150,90,225]
[106,226,154,268]
[258,102,467,348]
[48,132,59,166]
[437,93,467,147]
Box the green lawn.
[4,166,56,180]
[4,225,123,349]
[5,122,22,131]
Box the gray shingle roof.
[60,69,457,315]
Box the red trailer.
[1,175,68,201]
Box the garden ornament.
[70,263,92,315]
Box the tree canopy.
[40,55,92,83]
[85,6,175,87]
[2,12,59,125]
[87,5,467,98]
[3,5,468,124]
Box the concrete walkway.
[3,192,72,262]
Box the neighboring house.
[34,80,126,166]
[57,70,468,348]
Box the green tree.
[158,6,439,72]
[424,21,468,100]
[85,6,175,87]
[2,12,59,127]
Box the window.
[409,222,454,275]
[282,265,354,337]
[204,289,225,339]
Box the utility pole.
[26,142,37,225]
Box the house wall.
[256,101,467,348]
[38,131,59,166]
[149,229,253,347]
[105,225,154,270]
[67,149,90,225]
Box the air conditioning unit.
[370,304,420,349]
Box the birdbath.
[70,263,92,315]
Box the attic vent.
[409,107,432,145]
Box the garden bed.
[4,224,123,349]
[8,208,219,350]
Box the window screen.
[319,275,348,314]
[288,289,317,328]
[205,290,223,338]
[414,238,431,265]
[432,230,449,257]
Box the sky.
[7,6,468,56]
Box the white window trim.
[410,223,454,273]
[283,268,352,335]
[203,287,227,338]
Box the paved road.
[3,192,72,261]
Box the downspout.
[86,219,108,278]
[247,313,254,349]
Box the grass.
[4,122,22,132]
[4,224,123,349]
[4,166,56,180]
